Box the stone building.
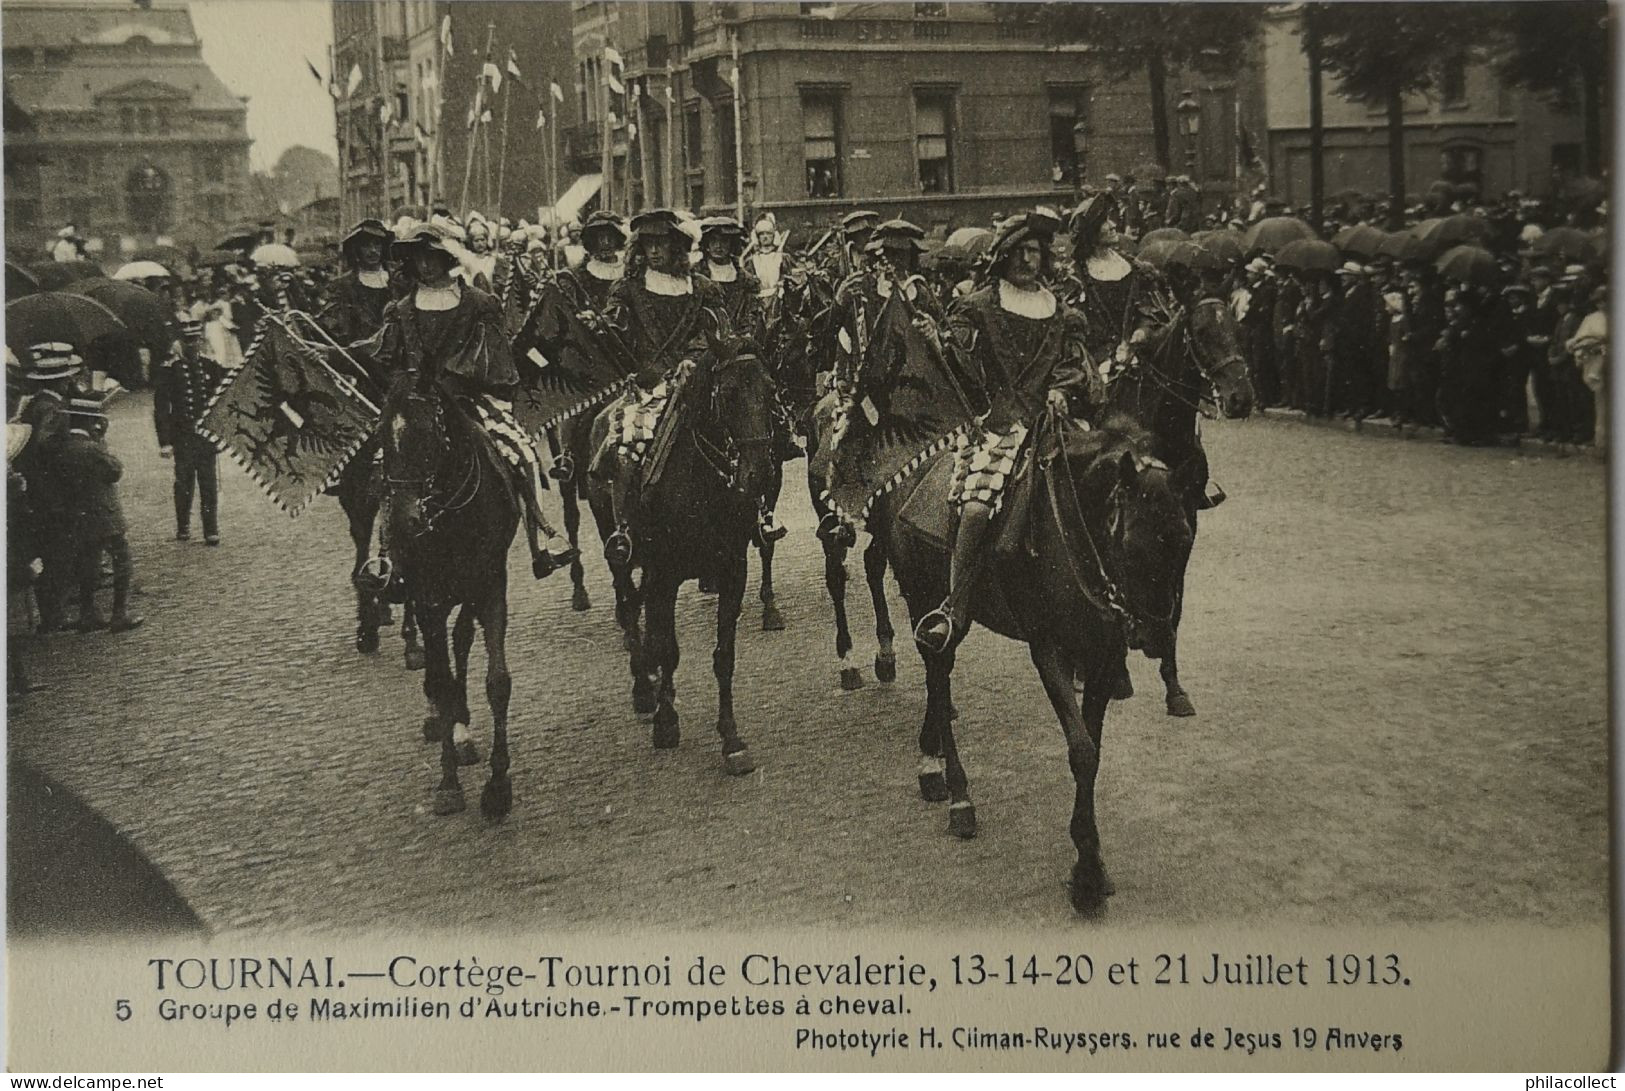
[1258,7,1598,205]
[330,0,580,223]
[2,0,251,258]
[568,1,1258,238]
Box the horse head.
[382,371,456,539]
[1050,416,1193,656]
[698,323,779,504]
[1184,295,1254,420]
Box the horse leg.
[1160,558,1195,717]
[402,591,425,671]
[824,538,862,690]
[645,571,681,750]
[928,647,975,837]
[618,565,657,717]
[418,604,464,815]
[864,537,896,683]
[478,581,513,818]
[758,536,785,631]
[1031,639,1108,915]
[902,591,949,802]
[450,606,482,766]
[713,551,755,775]
[562,476,590,612]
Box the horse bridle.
[691,355,775,495]
[384,389,483,536]
[1111,297,1246,419]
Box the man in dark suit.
[154,307,225,545]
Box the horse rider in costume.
[913,210,1107,655]
[1064,193,1159,368]
[591,209,754,569]
[322,219,396,344]
[557,210,627,315]
[365,221,578,579]
[697,217,764,343]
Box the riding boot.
[757,503,788,544]
[518,464,569,579]
[604,475,634,569]
[914,500,995,654]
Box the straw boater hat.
[7,422,33,463]
[24,342,82,383]
[341,219,393,265]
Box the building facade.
[2,0,252,258]
[1259,8,1598,206]
[569,1,1258,239]
[330,0,580,224]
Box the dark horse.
[583,339,780,774]
[1101,290,1253,716]
[876,413,1194,914]
[380,370,522,817]
[333,434,423,670]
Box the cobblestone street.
[7,393,1610,936]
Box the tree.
[252,145,339,219]
[1306,4,1479,229]
[1011,3,1263,173]
[1488,1,1608,176]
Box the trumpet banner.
[197,318,378,516]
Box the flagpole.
[459,22,496,219]
[664,72,675,209]
[330,43,347,227]
[548,91,559,260]
[731,27,744,221]
[599,52,612,216]
[482,100,494,212]
[430,17,446,205]
[496,68,513,218]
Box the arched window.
[125,163,172,233]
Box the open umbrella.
[1418,214,1493,248]
[1332,223,1387,258]
[1376,231,1436,263]
[1584,228,1608,265]
[1274,238,1342,273]
[1192,229,1245,264]
[64,279,171,354]
[1530,226,1595,262]
[5,292,126,357]
[250,243,300,268]
[937,227,992,263]
[1137,239,1223,273]
[1138,227,1190,249]
[218,223,261,252]
[196,250,245,269]
[1434,244,1502,286]
[113,260,171,281]
[5,261,39,302]
[29,260,105,291]
[135,245,186,268]
[1242,216,1315,254]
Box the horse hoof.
[480,777,512,818]
[1166,691,1196,717]
[1070,861,1110,916]
[761,603,786,632]
[723,747,755,776]
[404,646,426,672]
[918,772,948,802]
[1112,674,1134,701]
[873,652,897,683]
[947,803,977,840]
[380,606,395,626]
[839,666,864,691]
[653,709,680,750]
[456,740,482,767]
[632,678,658,717]
[571,585,591,612]
[356,630,379,654]
[433,786,466,816]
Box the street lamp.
[1176,89,1201,177]
[1071,120,1090,202]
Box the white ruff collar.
[358,268,389,289]
[414,284,461,312]
[644,270,692,297]
[998,279,1057,319]
[586,258,623,281]
[706,261,738,283]
[1086,249,1132,282]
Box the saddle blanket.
[614,381,671,461]
[474,395,541,470]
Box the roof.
[2,1,197,49]
[7,59,245,114]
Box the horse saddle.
[895,444,1038,560]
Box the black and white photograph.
[2,0,1612,1074]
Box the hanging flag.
[467,104,478,130]
[535,111,546,130]
[627,121,637,141]
[380,100,393,124]
[421,71,437,92]
[415,123,430,148]
[483,61,502,94]
[606,109,618,127]
[440,14,453,57]
[665,85,675,104]
[506,49,522,82]
[481,108,493,125]
[728,65,739,89]
[550,81,565,103]
[603,45,623,68]
[606,71,625,94]
[346,63,363,96]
